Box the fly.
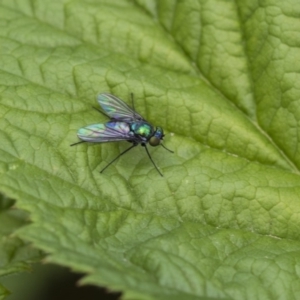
[71,93,173,176]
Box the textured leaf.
[1,0,300,299]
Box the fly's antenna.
[161,143,174,153]
[143,144,163,177]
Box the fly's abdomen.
[77,122,131,142]
[77,124,106,139]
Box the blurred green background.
[0,264,121,300]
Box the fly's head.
[149,127,164,146]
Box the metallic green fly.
[71,93,173,176]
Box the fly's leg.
[142,143,163,177]
[100,143,138,174]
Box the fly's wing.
[97,93,145,121]
[77,121,139,143]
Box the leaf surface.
[0,195,42,298]
[1,0,300,299]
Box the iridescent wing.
[77,121,140,143]
[97,93,145,121]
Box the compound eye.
[149,136,160,146]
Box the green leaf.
[0,194,43,299]
[1,0,300,299]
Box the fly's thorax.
[130,121,154,140]
[149,126,164,147]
